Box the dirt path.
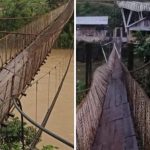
[14,49,74,150]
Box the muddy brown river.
[14,49,74,150]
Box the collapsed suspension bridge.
[0,0,74,149]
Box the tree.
[0,0,49,31]
[134,32,150,62]
[0,117,36,149]
[0,117,58,150]
[56,16,73,48]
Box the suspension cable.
[47,72,50,108]
[13,97,74,148]
[13,50,74,149]
[101,46,108,62]
[29,49,73,148]
[35,81,38,125]
[114,42,121,59]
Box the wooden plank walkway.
[92,61,139,150]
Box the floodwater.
[14,49,74,150]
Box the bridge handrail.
[0,3,67,69]
[76,47,117,149]
[13,97,74,148]
[0,0,73,123]
[122,63,150,149]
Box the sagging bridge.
[0,0,74,149]
[77,1,150,149]
[77,38,150,150]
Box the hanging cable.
[29,50,73,149]
[59,62,61,82]
[35,81,38,126]
[13,49,73,147]
[101,46,108,63]
[0,2,74,149]
[14,97,74,148]
[55,66,57,94]
[47,72,50,108]
[114,43,121,59]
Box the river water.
[14,49,74,150]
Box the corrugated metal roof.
[76,16,108,25]
[117,1,150,12]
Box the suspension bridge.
[77,37,150,150]
[0,0,74,149]
[76,0,150,149]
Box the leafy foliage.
[0,117,58,150]
[134,32,150,59]
[76,80,86,105]
[77,2,122,31]
[132,32,150,97]
[0,0,72,48]
[0,0,49,32]
[56,16,74,48]
[77,80,85,92]
[0,117,36,150]
[1,0,49,17]
[42,145,58,150]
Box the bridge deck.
[92,62,138,150]
[0,0,73,123]
[77,42,149,149]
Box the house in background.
[76,16,108,43]
[117,1,150,42]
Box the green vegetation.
[0,0,72,147]
[0,117,58,150]
[0,0,69,32]
[134,32,150,60]
[0,0,50,31]
[76,80,86,105]
[42,145,58,150]
[76,2,121,105]
[0,117,36,149]
[132,32,150,96]
[77,2,122,31]
[1,0,49,16]
[56,16,74,48]
[0,0,72,48]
